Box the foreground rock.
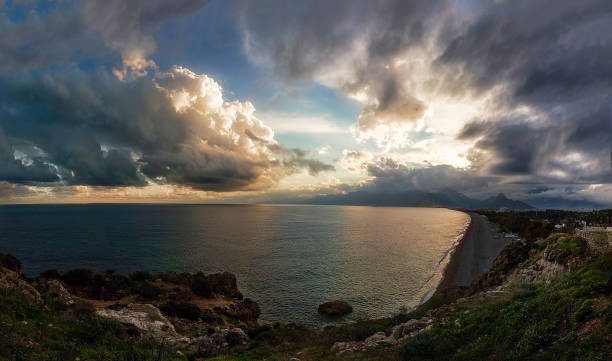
[96,303,190,345]
[318,300,352,315]
[331,317,433,356]
[0,266,41,306]
[39,279,74,309]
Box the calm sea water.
[0,204,468,328]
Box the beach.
[435,212,508,292]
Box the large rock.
[318,300,352,316]
[40,279,74,309]
[391,319,421,340]
[219,298,261,321]
[0,266,41,306]
[197,327,249,350]
[96,303,189,345]
[206,272,243,299]
[363,331,397,347]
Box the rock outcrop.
[330,317,433,356]
[0,266,41,306]
[217,298,261,321]
[96,303,190,345]
[318,300,352,316]
[39,279,75,309]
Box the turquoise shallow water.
[0,204,468,328]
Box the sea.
[0,204,469,328]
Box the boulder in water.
[318,300,352,316]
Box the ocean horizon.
[0,204,469,328]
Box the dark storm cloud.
[363,159,494,194]
[0,68,333,191]
[0,0,211,72]
[240,0,450,136]
[439,0,612,184]
[241,0,612,193]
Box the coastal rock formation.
[331,317,433,356]
[96,303,190,345]
[218,298,261,321]
[469,240,530,292]
[318,300,352,315]
[198,327,249,350]
[391,319,422,339]
[512,258,573,284]
[0,266,41,306]
[206,272,243,299]
[39,279,75,309]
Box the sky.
[0,0,611,208]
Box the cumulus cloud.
[362,159,493,194]
[0,65,333,192]
[338,150,373,173]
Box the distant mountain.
[296,189,534,210]
[524,197,609,210]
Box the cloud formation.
[0,65,332,192]
[240,0,612,204]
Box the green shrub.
[133,283,164,300]
[39,269,61,279]
[190,276,212,298]
[573,299,593,324]
[61,268,94,286]
[0,253,21,273]
[129,271,153,282]
[72,300,95,318]
[160,302,201,321]
[400,332,452,359]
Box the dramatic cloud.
[338,150,373,173]
[240,0,452,149]
[0,66,332,192]
[239,0,612,206]
[0,0,211,75]
[363,159,493,194]
[435,0,612,185]
[82,0,211,79]
[1,0,611,206]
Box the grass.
[0,292,187,361]
[398,251,612,361]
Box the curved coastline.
[419,211,472,304]
[421,211,509,306]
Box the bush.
[400,332,451,359]
[0,253,21,273]
[573,299,593,324]
[160,302,201,321]
[72,300,95,318]
[129,271,153,282]
[133,283,164,301]
[190,276,212,298]
[39,269,61,279]
[61,268,93,286]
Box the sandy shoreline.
[427,212,508,302]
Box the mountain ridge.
[294,189,534,210]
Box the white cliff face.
[96,303,190,345]
[96,303,249,350]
